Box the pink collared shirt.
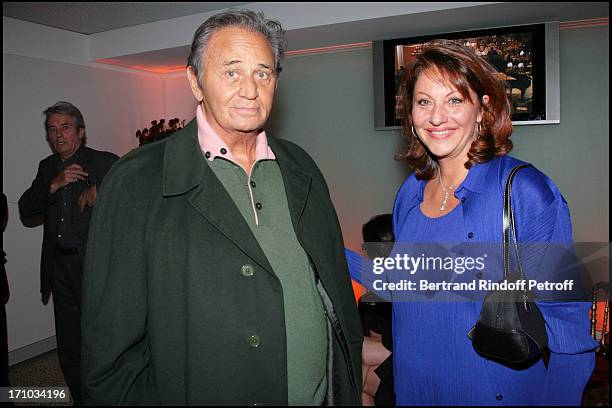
[195,105,276,225]
[196,105,275,171]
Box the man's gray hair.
[43,101,85,131]
[186,9,287,86]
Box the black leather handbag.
[467,164,549,368]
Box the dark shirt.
[358,295,393,351]
[358,293,395,406]
[55,145,94,249]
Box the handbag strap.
[503,163,533,279]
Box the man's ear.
[186,67,204,102]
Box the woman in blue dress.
[346,39,597,405]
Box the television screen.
[373,23,560,129]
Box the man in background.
[18,102,118,404]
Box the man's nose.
[239,75,258,99]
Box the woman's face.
[411,69,488,163]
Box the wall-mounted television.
[373,22,560,130]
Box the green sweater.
[208,157,327,405]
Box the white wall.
[3,17,89,66]
[163,74,197,123]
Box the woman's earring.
[476,122,482,141]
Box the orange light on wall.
[95,58,185,74]
[560,17,608,30]
[124,65,185,74]
[286,42,371,57]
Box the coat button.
[468,232,474,239]
[250,180,256,188]
[204,151,211,158]
[461,197,466,203]
[496,394,503,401]
[248,335,261,348]
[241,264,255,277]
[255,203,262,210]
[220,148,227,155]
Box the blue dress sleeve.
[345,247,366,284]
[512,167,598,402]
[345,248,394,302]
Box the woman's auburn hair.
[395,39,514,180]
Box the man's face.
[187,27,277,138]
[46,113,84,161]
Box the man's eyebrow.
[222,60,273,70]
[47,122,72,128]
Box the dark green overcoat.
[81,120,362,405]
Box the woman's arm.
[512,167,598,402]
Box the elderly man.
[19,101,118,404]
[81,9,362,405]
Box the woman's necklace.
[438,170,455,211]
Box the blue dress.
[346,155,598,405]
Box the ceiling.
[2,2,249,34]
[3,2,609,74]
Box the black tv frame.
[373,22,560,130]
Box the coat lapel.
[268,137,313,233]
[162,120,273,273]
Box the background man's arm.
[18,160,58,217]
